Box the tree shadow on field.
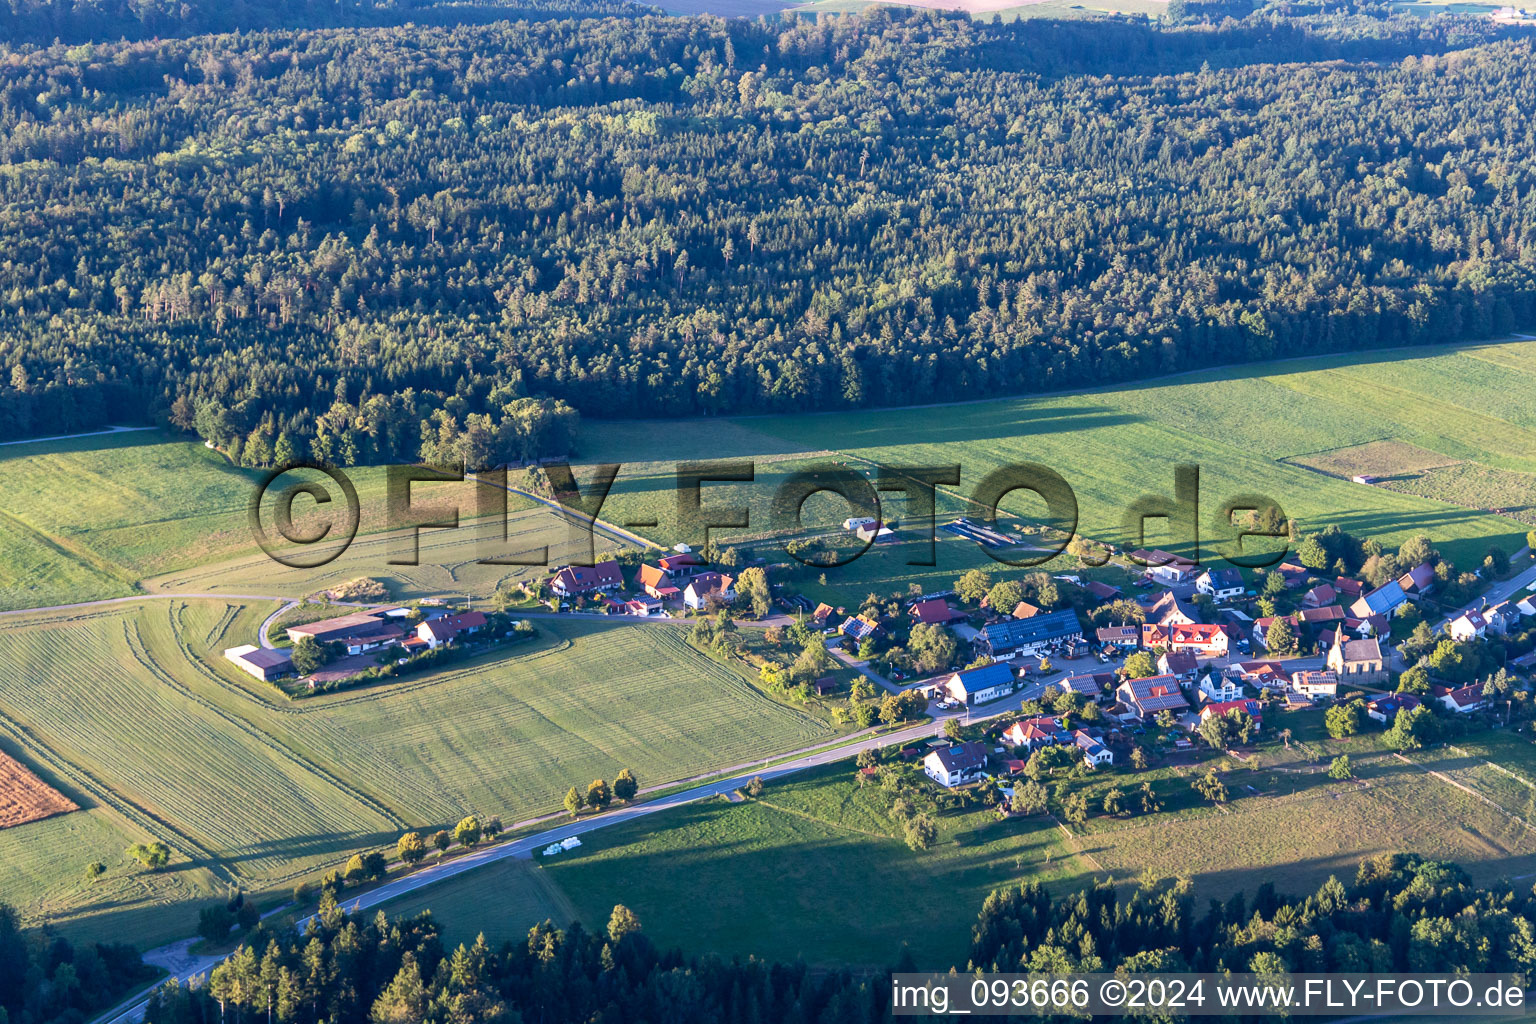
[220,829,408,870]
[808,406,1143,451]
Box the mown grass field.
[0,600,842,945]
[543,764,1091,968]
[583,341,1536,581]
[408,715,1536,968]
[144,502,633,605]
[0,429,542,610]
[378,858,577,949]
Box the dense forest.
[0,904,158,1024]
[0,7,1534,464]
[3,853,1525,1024]
[0,0,650,47]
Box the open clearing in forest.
[378,858,577,949]
[0,600,840,946]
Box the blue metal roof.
[949,661,1014,695]
[980,608,1083,649]
[1360,580,1406,615]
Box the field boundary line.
[1394,752,1536,836]
[1446,745,1536,791]
[129,612,407,830]
[1047,814,1105,872]
[0,707,237,885]
[752,796,898,840]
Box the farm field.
[0,747,77,828]
[582,340,1536,580]
[0,600,843,945]
[144,501,636,606]
[377,858,577,950]
[0,429,538,611]
[542,763,1091,968]
[0,802,225,950]
[422,717,1536,968]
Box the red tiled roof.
[910,598,961,625]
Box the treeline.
[0,904,158,1024]
[972,853,1536,975]
[6,851,1532,1024]
[0,0,649,48]
[1,9,1536,461]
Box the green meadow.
[378,858,577,950]
[0,600,842,946]
[583,341,1536,581]
[403,715,1536,968]
[0,428,544,610]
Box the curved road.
[96,703,1004,1024]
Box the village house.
[1198,671,1244,703]
[1096,624,1140,650]
[1144,590,1199,626]
[977,609,1083,658]
[1227,660,1291,689]
[658,552,702,579]
[1350,579,1407,620]
[417,611,487,649]
[909,598,964,626]
[1158,650,1199,682]
[1448,609,1488,642]
[1196,567,1246,603]
[839,613,882,642]
[1276,562,1310,588]
[1296,605,1346,627]
[549,560,625,598]
[286,610,400,646]
[1003,716,1069,750]
[1439,684,1486,714]
[1011,600,1041,620]
[1072,730,1114,768]
[287,610,410,656]
[624,596,663,617]
[636,563,682,601]
[1199,698,1263,731]
[1367,693,1421,724]
[1082,580,1123,603]
[923,742,989,787]
[943,662,1015,706]
[1057,671,1114,701]
[1484,602,1521,636]
[223,644,295,681]
[1333,577,1365,600]
[1397,563,1437,600]
[1115,674,1190,720]
[1326,635,1387,684]
[1301,584,1337,609]
[1141,622,1229,656]
[1131,549,1199,585]
[810,602,837,628]
[1290,669,1339,698]
[683,572,736,610]
[1345,612,1390,638]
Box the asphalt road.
[1435,548,1536,632]
[97,706,1002,1024]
